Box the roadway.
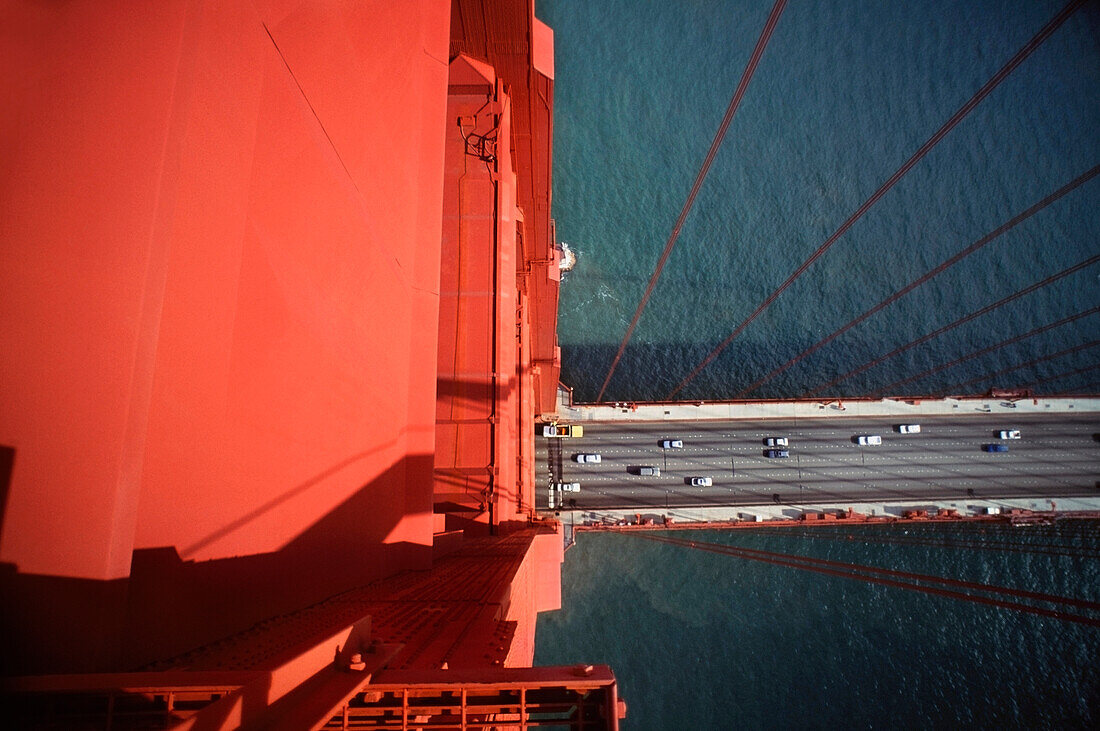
[537,413,1100,512]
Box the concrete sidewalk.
[559,495,1100,528]
[555,387,1100,423]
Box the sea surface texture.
[538,0,1100,403]
[534,523,1100,729]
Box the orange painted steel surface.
[5,664,623,730]
[0,0,585,722]
[2,0,456,675]
[450,0,562,418]
[434,0,560,537]
[435,57,514,533]
[2,0,450,580]
[1,5,577,721]
[4,529,573,728]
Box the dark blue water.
[534,522,1100,729]
[539,0,1100,403]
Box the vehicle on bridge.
[982,443,1009,453]
[764,437,789,447]
[856,435,882,446]
[573,453,601,463]
[997,429,1021,440]
[659,439,683,449]
[763,449,789,458]
[689,476,713,487]
[897,424,921,434]
[542,422,583,438]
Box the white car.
[573,453,601,463]
[556,482,580,492]
[764,437,789,447]
[898,424,921,434]
[857,435,882,446]
[998,429,1021,440]
[690,476,713,487]
[660,439,684,449]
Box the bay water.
[538,0,1100,403]
[533,2,1100,726]
[534,522,1100,729]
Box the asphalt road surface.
[537,413,1100,512]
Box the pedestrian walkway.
[555,386,1100,423]
[565,495,1100,528]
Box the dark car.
[764,449,789,458]
[982,443,1008,453]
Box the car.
[764,449,789,459]
[573,453,601,463]
[556,482,581,492]
[638,466,660,476]
[660,439,684,449]
[857,435,882,446]
[998,429,1021,440]
[897,424,921,434]
[764,437,789,447]
[982,443,1008,453]
[542,423,582,438]
[690,476,713,487]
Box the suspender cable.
[633,533,1100,626]
[939,336,1100,396]
[1052,383,1100,396]
[594,0,789,403]
[735,163,1100,398]
[666,0,1089,400]
[803,254,1100,397]
[741,526,1100,560]
[1051,380,1100,396]
[1023,362,1100,392]
[872,307,1100,396]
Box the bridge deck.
[539,402,1100,521]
